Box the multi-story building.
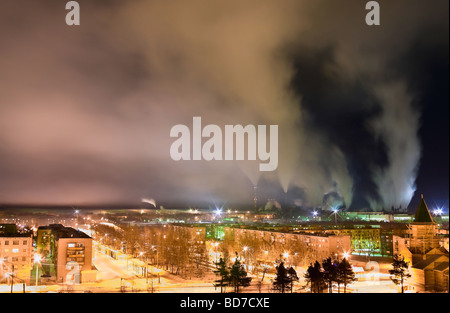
[233,227,351,265]
[0,225,33,285]
[36,224,92,283]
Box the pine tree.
[229,255,252,293]
[273,262,290,293]
[287,266,299,293]
[304,261,326,293]
[389,254,411,293]
[336,257,356,293]
[322,257,338,293]
[213,258,230,293]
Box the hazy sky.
[0,0,448,211]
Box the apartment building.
[37,224,92,283]
[0,227,33,284]
[233,227,350,264]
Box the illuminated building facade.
[37,224,92,283]
[233,227,351,264]
[0,234,32,285]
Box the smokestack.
[253,185,258,213]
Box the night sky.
[0,0,448,213]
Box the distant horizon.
[0,199,435,214]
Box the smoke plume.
[0,0,447,211]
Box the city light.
[34,254,41,264]
[0,179,447,295]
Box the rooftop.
[38,224,91,239]
[413,195,435,224]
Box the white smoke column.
[290,129,353,208]
[115,0,310,193]
[295,0,443,210]
[369,81,421,210]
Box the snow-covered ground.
[1,246,401,293]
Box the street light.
[242,246,249,271]
[212,242,220,263]
[1,258,19,293]
[331,207,339,223]
[34,254,42,292]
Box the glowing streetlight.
[331,206,339,223]
[34,254,42,292]
[212,242,220,262]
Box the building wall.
[233,227,350,264]
[434,269,448,291]
[409,223,440,254]
[393,235,412,262]
[411,268,426,292]
[36,229,53,256]
[0,236,32,284]
[56,238,93,283]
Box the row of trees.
[214,255,301,293]
[94,224,210,279]
[213,255,357,294]
[304,257,356,293]
[141,225,209,279]
[234,231,318,273]
[272,262,299,293]
[214,254,252,293]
